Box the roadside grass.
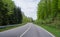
[39,24,60,37]
[0,23,26,32]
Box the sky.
[13,0,40,20]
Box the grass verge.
[39,24,60,37]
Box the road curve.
[0,23,55,37]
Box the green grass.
[39,24,60,37]
[0,23,25,32]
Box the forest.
[0,0,32,26]
[35,0,60,37]
[0,0,23,26]
[37,0,60,29]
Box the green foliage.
[22,13,33,23]
[37,0,60,28]
[0,0,23,26]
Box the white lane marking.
[34,24,55,37]
[20,25,31,37]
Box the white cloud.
[13,0,40,20]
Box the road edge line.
[34,24,55,37]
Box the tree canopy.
[37,0,60,28]
[0,0,23,26]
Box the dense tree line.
[22,12,33,23]
[0,0,22,26]
[37,0,60,28]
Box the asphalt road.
[0,23,55,37]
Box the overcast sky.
[13,0,40,20]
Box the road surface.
[0,23,55,37]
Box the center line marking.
[20,25,31,37]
